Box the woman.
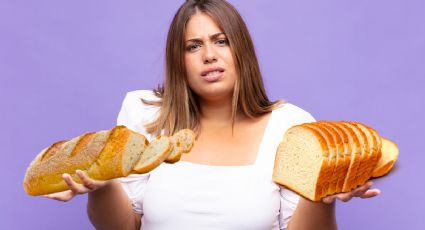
[45,0,380,229]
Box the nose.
[203,43,217,64]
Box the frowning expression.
[184,12,237,102]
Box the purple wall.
[2,0,424,229]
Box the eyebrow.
[185,32,226,43]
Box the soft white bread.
[165,129,196,163]
[372,138,398,177]
[24,126,148,196]
[273,121,397,202]
[132,135,172,174]
[272,125,330,202]
[303,123,336,198]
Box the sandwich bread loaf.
[273,121,398,202]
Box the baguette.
[24,126,196,196]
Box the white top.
[117,90,316,230]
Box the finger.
[76,170,97,190]
[76,170,108,190]
[63,173,88,193]
[322,195,337,204]
[360,189,381,199]
[336,193,353,202]
[43,190,76,202]
[352,182,373,197]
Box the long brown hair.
[144,0,283,136]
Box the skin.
[184,12,237,104]
[44,12,381,230]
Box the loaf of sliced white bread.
[24,126,195,196]
[273,121,398,202]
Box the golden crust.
[326,122,351,193]
[349,122,374,187]
[303,123,336,198]
[23,126,152,196]
[337,122,361,192]
[372,138,398,178]
[297,125,330,201]
[346,122,369,190]
[317,121,345,196]
[367,126,383,179]
[40,140,67,162]
[274,121,397,201]
[372,160,395,178]
[272,127,328,202]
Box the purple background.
[2,0,424,229]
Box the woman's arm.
[287,181,380,230]
[44,170,141,230]
[287,198,337,230]
[87,180,141,230]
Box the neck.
[199,97,242,126]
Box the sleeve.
[116,90,158,215]
[278,104,316,229]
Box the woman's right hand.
[43,170,112,202]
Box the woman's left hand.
[321,181,381,204]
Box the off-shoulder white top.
[117,90,316,230]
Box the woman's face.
[184,12,237,102]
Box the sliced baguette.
[165,129,196,163]
[88,126,148,180]
[132,135,172,174]
[372,138,398,177]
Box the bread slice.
[367,127,383,178]
[349,122,376,187]
[318,122,345,196]
[372,138,398,177]
[24,126,148,196]
[132,135,172,174]
[165,129,196,163]
[336,122,362,192]
[273,125,330,202]
[87,126,148,180]
[343,122,370,190]
[326,122,352,193]
[303,123,335,198]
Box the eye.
[186,43,201,52]
[216,38,229,46]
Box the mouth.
[201,67,225,82]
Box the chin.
[195,87,234,101]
